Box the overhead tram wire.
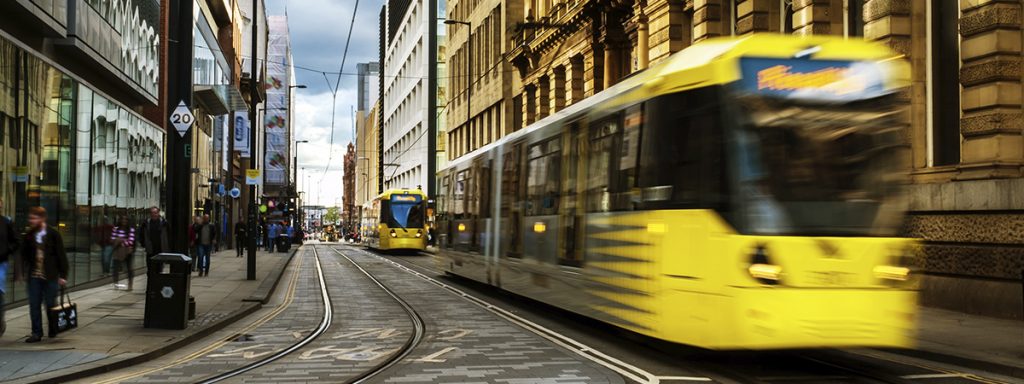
[317,0,361,205]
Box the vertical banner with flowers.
[265,18,291,185]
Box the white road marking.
[414,346,458,362]
[655,376,714,382]
[901,373,971,379]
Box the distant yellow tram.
[436,35,918,350]
[363,189,428,253]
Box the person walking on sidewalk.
[110,216,136,290]
[234,220,247,258]
[188,215,201,272]
[0,197,20,337]
[196,215,216,276]
[19,207,69,343]
[94,217,113,276]
[138,207,169,271]
[266,221,279,252]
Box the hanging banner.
[233,111,251,158]
[264,18,291,186]
[245,169,262,185]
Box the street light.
[293,139,309,224]
[444,19,472,155]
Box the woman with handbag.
[110,216,136,290]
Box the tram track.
[195,245,334,383]
[330,247,426,383]
[360,246,1015,384]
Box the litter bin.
[276,234,291,253]
[144,253,192,329]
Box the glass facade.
[0,35,164,303]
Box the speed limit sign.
[170,101,195,137]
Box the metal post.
[466,22,472,155]
[166,0,194,256]
[427,0,438,202]
[247,0,259,280]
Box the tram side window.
[526,137,561,216]
[585,106,642,212]
[475,160,492,218]
[639,87,726,210]
[454,169,469,218]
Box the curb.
[15,247,301,384]
[883,348,1024,379]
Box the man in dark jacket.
[234,220,247,258]
[138,207,169,271]
[20,207,69,343]
[0,197,19,337]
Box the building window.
[846,0,864,37]
[929,0,960,166]
[782,0,795,33]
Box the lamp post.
[444,19,471,155]
[293,139,308,224]
[247,0,259,280]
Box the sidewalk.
[0,247,297,383]
[894,306,1024,378]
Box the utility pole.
[247,0,259,280]
[166,0,194,256]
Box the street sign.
[170,101,195,137]
[10,166,28,182]
[229,187,241,199]
[245,169,262,185]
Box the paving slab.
[0,247,297,383]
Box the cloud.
[266,0,384,206]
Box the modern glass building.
[0,0,164,303]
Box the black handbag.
[47,288,78,335]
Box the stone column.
[646,0,689,64]
[582,45,604,97]
[693,0,727,41]
[736,0,779,34]
[791,0,843,35]
[864,0,922,170]
[958,0,1024,179]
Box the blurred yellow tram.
[435,35,919,350]
[364,189,429,252]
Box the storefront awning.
[194,85,249,115]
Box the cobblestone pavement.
[335,246,626,384]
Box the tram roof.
[377,188,428,199]
[443,34,908,170]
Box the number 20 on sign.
[170,101,195,137]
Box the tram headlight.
[873,265,910,281]
[748,245,782,285]
[415,230,422,238]
[389,229,397,238]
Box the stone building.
[445,0,522,159]
[444,0,1024,319]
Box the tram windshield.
[733,94,908,236]
[384,194,426,229]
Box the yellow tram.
[435,35,918,350]
[363,189,429,252]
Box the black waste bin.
[276,234,291,253]
[144,253,192,329]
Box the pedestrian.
[197,214,215,276]
[94,217,114,275]
[138,207,169,271]
[110,215,136,290]
[234,219,247,258]
[188,215,201,272]
[266,221,279,252]
[19,207,69,343]
[0,197,20,337]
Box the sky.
[266,0,383,207]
